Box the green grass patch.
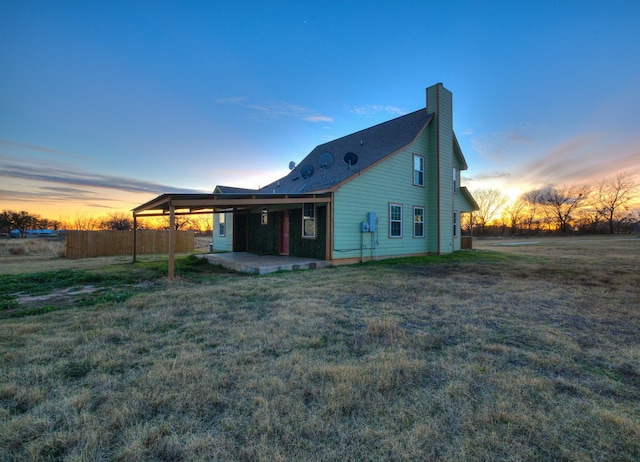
[0,255,228,318]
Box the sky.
[1,0,639,220]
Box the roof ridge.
[316,108,428,148]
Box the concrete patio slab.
[198,252,331,275]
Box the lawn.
[1,237,639,460]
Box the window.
[413,207,424,237]
[413,154,424,186]
[389,203,403,238]
[261,207,268,225]
[218,213,226,237]
[453,211,457,237]
[302,203,315,238]
[453,167,458,192]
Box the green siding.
[332,83,462,260]
[212,212,233,252]
[333,128,438,260]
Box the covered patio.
[132,192,333,281]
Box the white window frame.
[453,167,458,193]
[389,203,403,238]
[413,154,424,187]
[218,213,226,237]
[413,206,424,238]
[453,211,458,237]
[302,203,316,238]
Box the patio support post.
[132,213,137,262]
[169,204,175,282]
[325,200,332,261]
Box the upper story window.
[303,203,316,238]
[453,167,458,193]
[389,203,403,238]
[413,154,424,186]
[218,213,226,236]
[413,206,424,238]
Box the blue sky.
[1,0,639,218]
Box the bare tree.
[537,184,590,233]
[520,189,544,234]
[594,172,639,234]
[0,210,12,236]
[193,215,213,235]
[72,213,99,231]
[501,199,526,235]
[161,215,193,231]
[471,189,508,235]
[11,210,41,237]
[100,212,133,231]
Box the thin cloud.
[516,134,640,187]
[216,97,246,104]
[464,172,511,182]
[0,157,207,195]
[471,124,534,161]
[351,105,406,116]
[304,115,334,123]
[0,138,90,159]
[218,97,333,123]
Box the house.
[133,83,478,268]
[211,83,477,263]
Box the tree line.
[467,172,640,236]
[0,211,213,237]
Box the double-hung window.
[453,211,457,237]
[413,207,424,237]
[453,167,458,193]
[413,155,424,186]
[303,203,316,238]
[389,203,403,238]
[218,213,226,237]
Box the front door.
[280,211,290,255]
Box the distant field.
[0,236,639,460]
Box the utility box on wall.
[368,212,377,232]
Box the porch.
[198,252,331,275]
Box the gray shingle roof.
[214,185,258,194]
[258,109,433,194]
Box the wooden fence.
[65,230,194,259]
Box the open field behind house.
[1,237,639,460]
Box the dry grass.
[1,237,639,460]
[0,238,65,258]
